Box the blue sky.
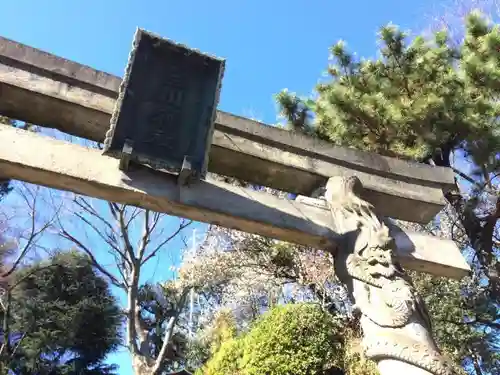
[0,0,459,373]
[1,0,444,125]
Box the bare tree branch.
[142,220,192,265]
[137,210,152,263]
[74,197,116,235]
[50,193,191,371]
[109,250,130,288]
[73,211,123,254]
[58,225,125,289]
[114,204,137,264]
[126,206,142,230]
[2,185,59,278]
[149,211,163,234]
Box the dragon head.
[357,225,398,279]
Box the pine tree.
[277,11,500,374]
[1,250,122,374]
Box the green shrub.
[201,303,345,375]
[201,338,244,375]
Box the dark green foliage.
[276,90,315,134]
[0,181,11,202]
[200,303,346,375]
[277,11,500,374]
[278,13,500,164]
[411,272,483,374]
[2,250,122,374]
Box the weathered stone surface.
[103,29,225,180]
[0,125,470,279]
[0,35,455,223]
[327,176,457,375]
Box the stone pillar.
[325,176,455,375]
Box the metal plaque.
[103,28,225,182]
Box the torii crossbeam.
[0,30,469,375]
[0,35,454,224]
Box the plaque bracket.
[177,155,194,186]
[119,139,134,172]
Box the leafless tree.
[54,193,194,375]
[0,182,60,369]
[0,182,61,278]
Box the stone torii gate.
[0,30,470,375]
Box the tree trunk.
[132,353,155,375]
[471,351,483,375]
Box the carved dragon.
[325,176,455,375]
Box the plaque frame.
[103,28,225,184]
